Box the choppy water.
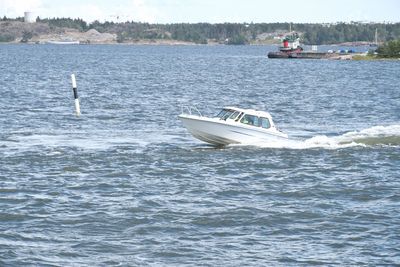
[1,44,399,266]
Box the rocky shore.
[1,21,115,44]
[0,21,201,45]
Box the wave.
[3,125,399,152]
[239,124,400,149]
[2,128,186,154]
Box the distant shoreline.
[2,20,394,47]
[0,41,376,46]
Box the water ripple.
[0,44,399,266]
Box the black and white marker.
[71,74,81,116]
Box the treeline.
[76,20,400,45]
[1,16,88,30]
[302,23,400,44]
[1,16,400,45]
[376,40,400,58]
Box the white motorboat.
[179,106,288,146]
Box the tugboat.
[268,33,303,58]
[267,32,349,59]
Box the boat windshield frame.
[215,108,237,120]
[228,111,241,120]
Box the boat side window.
[240,114,259,127]
[260,117,271,129]
[253,116,260,127]
[228,111,240,120]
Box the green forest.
[2,16,400,46]
[375,40,400,58]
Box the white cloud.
[1,0,43,17]
[116,0,163,23]
[59,4,105,22]
[82,5,106,22]
[25,2,106,22]
[2,0,396,24]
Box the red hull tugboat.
[268,33,303,58]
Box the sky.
[1,0,399,24]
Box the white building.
[24,12,36,23]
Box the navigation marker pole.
[71,74,81,117]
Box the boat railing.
[180,105,203,116]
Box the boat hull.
[268,51,335,59]
[268,51,361,60]
[179,114,288,146]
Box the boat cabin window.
[240,114,259,127]
[240,114,271,129]
[260,117,271,129]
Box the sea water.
[0,44,399,266]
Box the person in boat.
[241,114,256,126]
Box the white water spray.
[234,124,400,149]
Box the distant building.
[24,12,35,23]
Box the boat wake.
[234,125,400,149]
[2,129,178,155]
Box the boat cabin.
[215,107,276,130]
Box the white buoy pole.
[71,74,81,116]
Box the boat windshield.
[215,109,227,118]
[215,109,236,120]
[228,111,240,120]
[221,110,235,120]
